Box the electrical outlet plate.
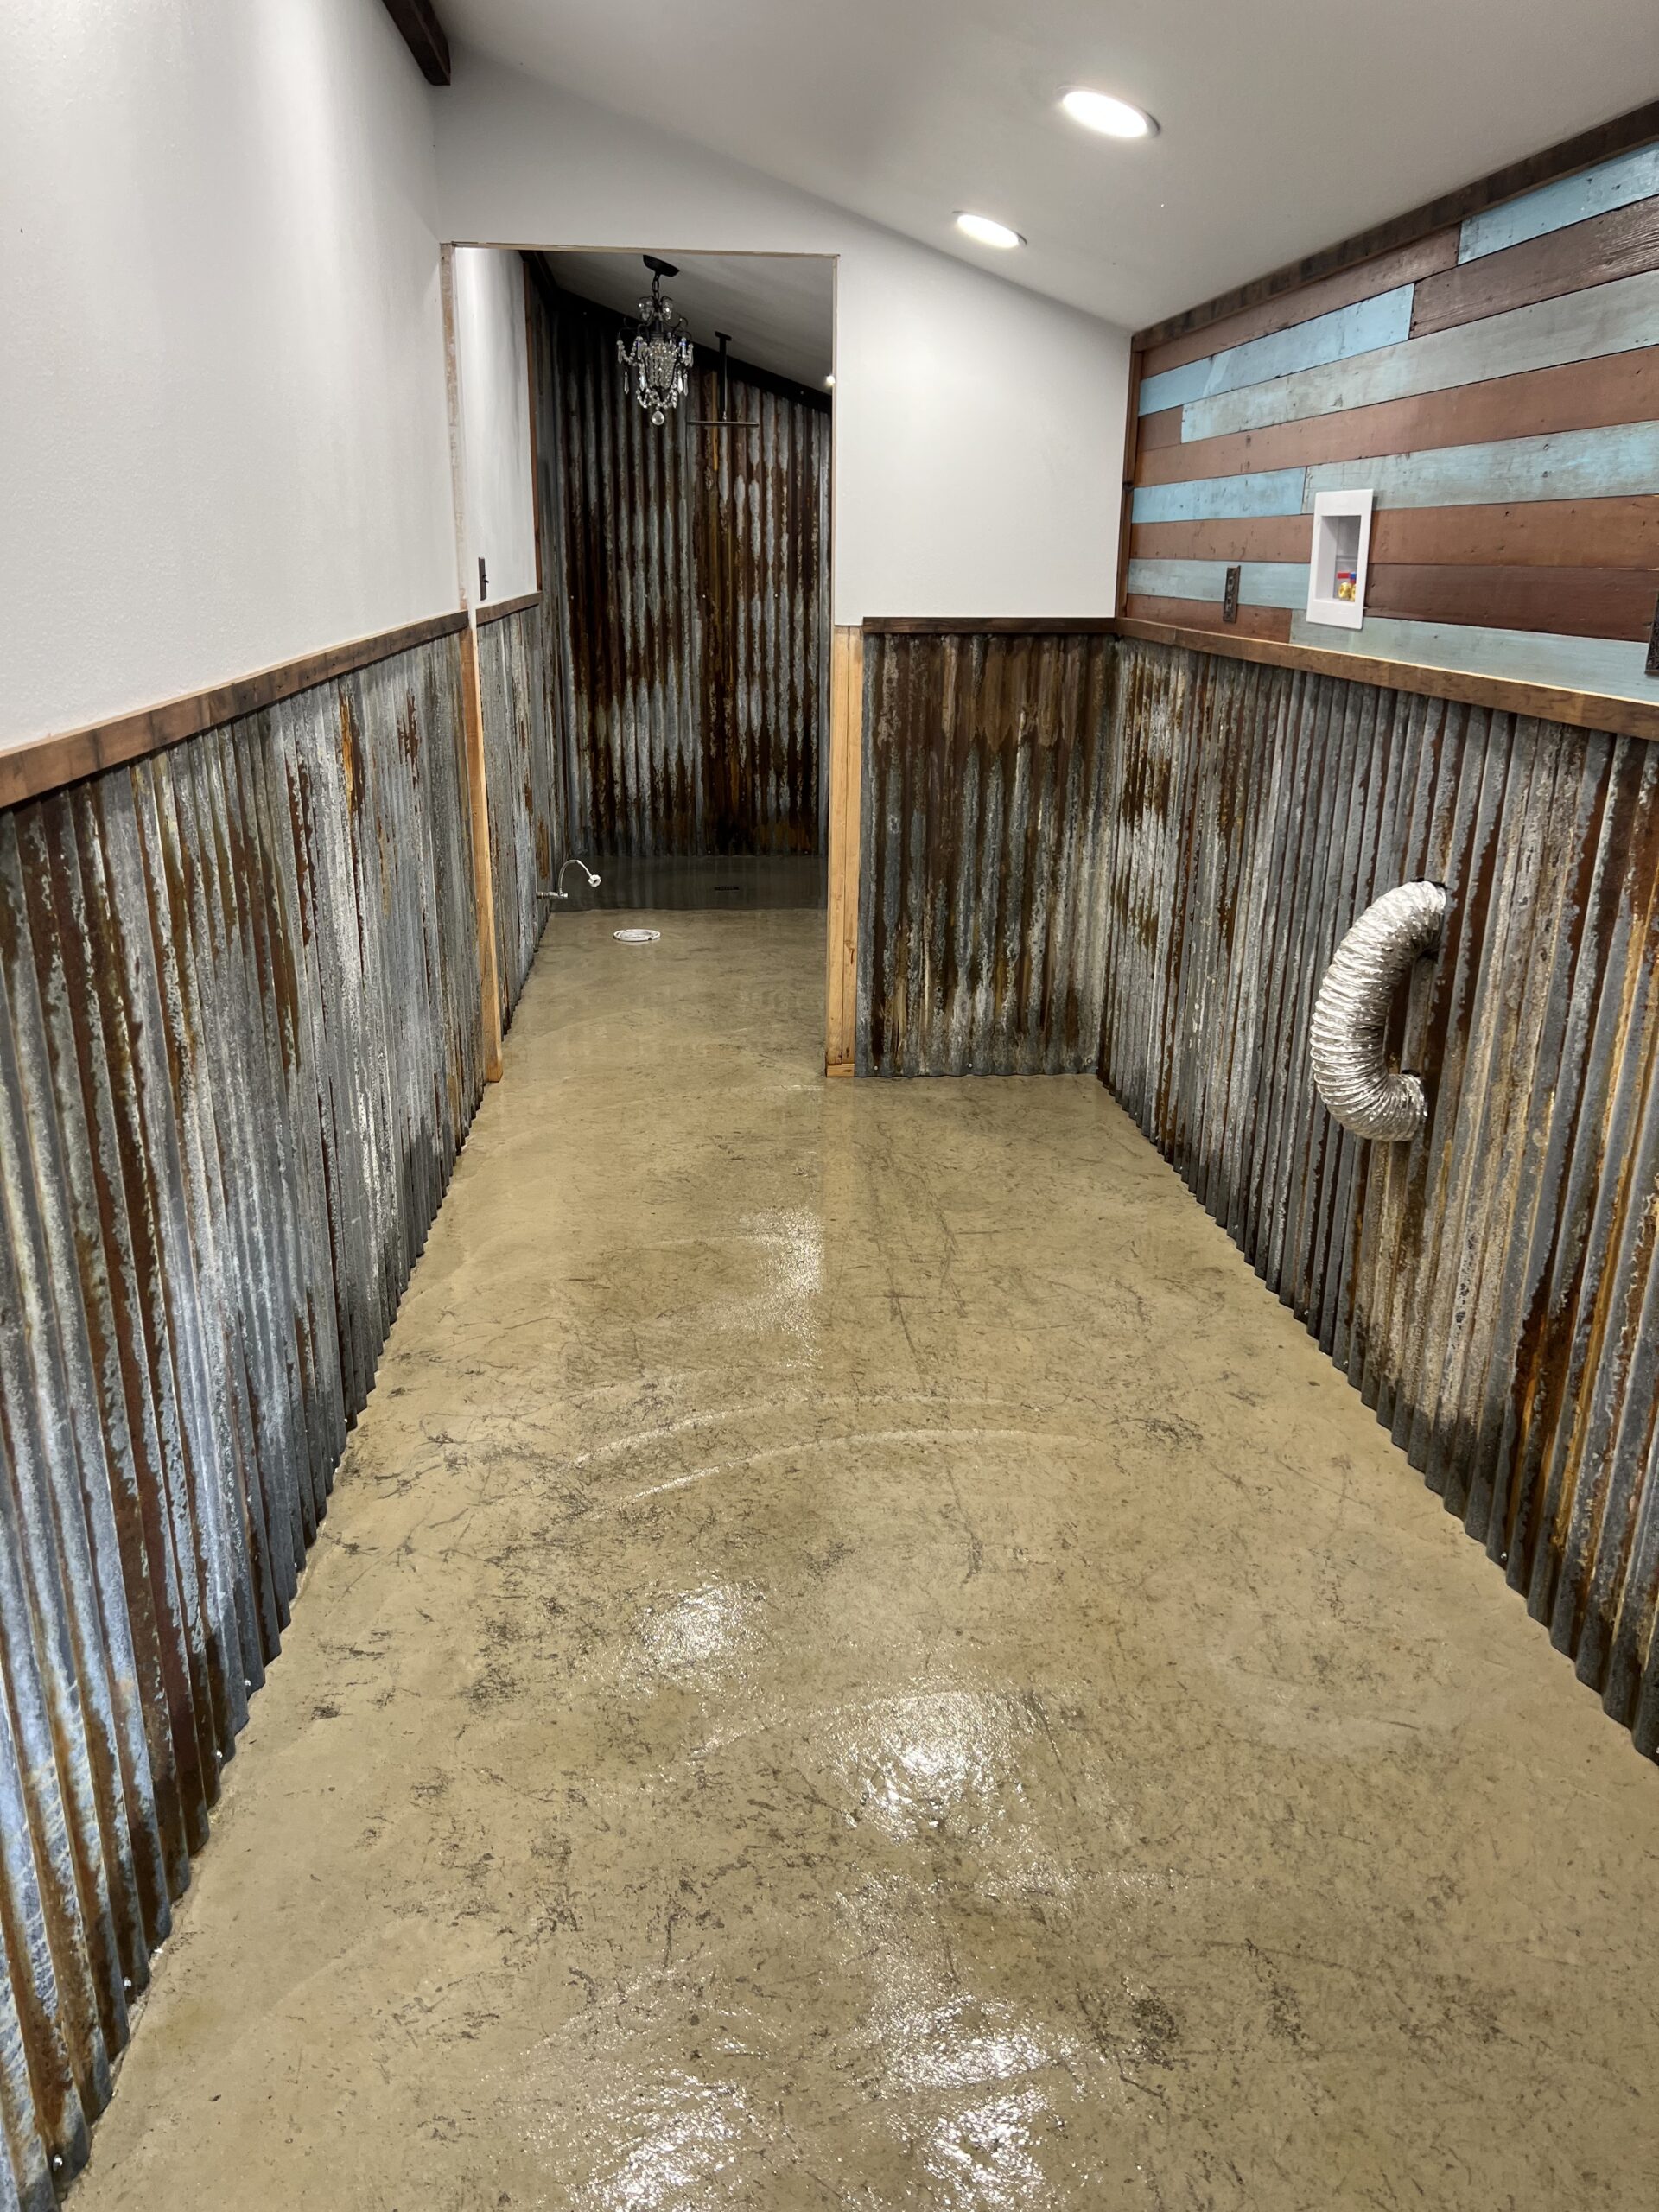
[1306,490,1374,631]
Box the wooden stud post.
[824,624,864,1075]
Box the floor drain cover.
[613,927,661,944]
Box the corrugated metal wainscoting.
[0,629,523,2206]
[856,631,1115,1076]
[531,284,831,858]
[1098,635,1659,1756]
[476,599,563,1021]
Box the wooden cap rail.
[0,609,470,812]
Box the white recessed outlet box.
[1306,489,1374,630]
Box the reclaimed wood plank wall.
[1127,133,1659,710]
[1098,635,1659,1761]
[529,280,832,859]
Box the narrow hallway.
[74,906,1659,2211]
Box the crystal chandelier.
[616,256,694,427]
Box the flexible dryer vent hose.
[1309,881,1448,1143]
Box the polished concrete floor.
[77,904,1659,2210]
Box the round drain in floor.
[613,927,661,944]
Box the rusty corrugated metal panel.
[856,631,1115,1076]
[533,288,830,858]
[1100,634,1659,1757]
[475,599,562,1021]
[0,628,485,2197]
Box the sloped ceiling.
[444,0,1659,329]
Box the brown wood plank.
[1364,563,1659,639]
[1132,497,1659,570]
[475,591,541,626]
[1132,517,1315,563]
[458,623,505,1084]
[1123,596,1294,642]
[1143,228,1459,377]
[1136,406,1185,451]
[1113,614,1659,744]
[1135,345,1659,486]
[1116,346,1145,619]
[824,626,864,1074]
[1135,97,1659,350]
[0,611,468,813]
[1410,194,1659,338]
[861,616,1119,634]
[379,0,450,85]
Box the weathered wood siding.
[1098,633,1659,1758]
[0,624,540,2202]
[531,283,831,858]
[1128,135,1659,711]
[856,631,1114,1075]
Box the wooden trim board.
[861,617,1119,636]
[475,591,541,626]
[458,622,505,1084]
[1114,613,1659,743]
[824,625,864,1075]
[0,610,469,811]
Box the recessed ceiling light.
[1060,87,1158,139]
[956,212,1025,250]
[824,373,835,389]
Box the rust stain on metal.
[531,284,830,859]
[0,624,521,2193]
[1099,634,1659,1759]
[856,631,1115,1076]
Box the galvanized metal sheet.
[1100,635,1659,1758]
[855,632,1115,1076]
[0,627,492,2194]
[533,287,830,859]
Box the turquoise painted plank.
[1304,420,1659,508]
[1131,468,1307,524]
[1128,559,1309,609]
[1137,286,1414,415]
[1183,268,1659,440]
[1287,613,1659,705]
[1460,141,1659,262]
[1136,356,1214,414]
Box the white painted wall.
[436,56,1131,626]
[452,247,539,606]
[1,0,458,752]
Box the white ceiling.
[445,0,1659,330]
[543,250,834,387]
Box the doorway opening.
[448,244,835,940]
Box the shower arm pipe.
[539,858,602,902]
[1309,881,1448,1142]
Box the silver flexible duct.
[1309,880,1448,1142]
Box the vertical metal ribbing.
[532,288,829,860]
[856,632,1117,1077]
[1098,633,1659,1763]
[0,625,499,2190]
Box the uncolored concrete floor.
[76,903,1659,2212]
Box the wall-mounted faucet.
[539,859,602,902]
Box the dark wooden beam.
[380,0,450,86]
[1135,94,1659,350]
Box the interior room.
[3,3,1658,2206]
